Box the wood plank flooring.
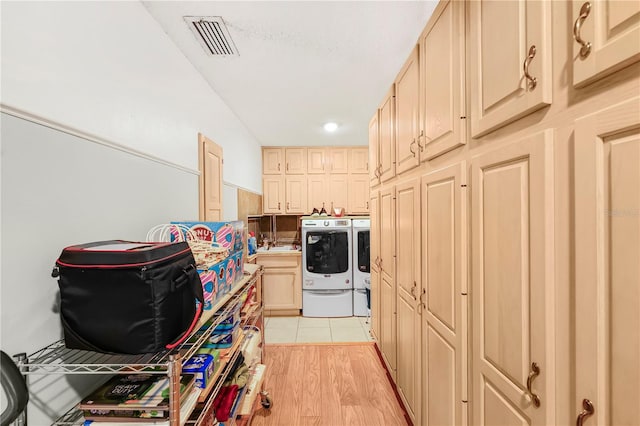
[250,343,408,426]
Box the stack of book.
[80,373,195,422]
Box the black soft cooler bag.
[53,240,204,354]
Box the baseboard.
[372,343,413,426]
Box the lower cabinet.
[257,253,302,315]
[471,130,555,426]
[421,162,467,426]
[574,97,640,425]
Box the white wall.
[0,1,263,423]
[0,0,262,193]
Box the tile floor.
[264,316,373,344]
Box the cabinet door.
[421,0,466,160]
[263,148,283,175]
[369,113,380,187]
[471,130,555,426]
[574,97,640,425]
[421,162,468,426]
[262,177,284,214]
[470,0,552,137]
[349,147,369,174]
[262,267,299,310]
[379,186,397,376]
[396,47,421,175]
[370,190,381,341]
[285,176,307,214]
[327,148,349,173]
[348,175,370,214]
[395,178,421,423]
[307,148,326,174]
[572,0,640,88]
[379,87,396,182]
[307,174,327,213]
[285,148,307,174]
[328,174,348,212]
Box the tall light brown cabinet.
[368,1,640,425]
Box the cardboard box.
[170,221,244,252]
[182,354,215,389]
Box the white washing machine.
[352,219,370,317]
[302,218,353,317]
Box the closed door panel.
[425,326,457,426]
[573,0,640,87]
[285,176,307,213]
[348,175,370,214]
[575,97,640,425]
[285,148,306,174]
[263,177,284,214]
[307,175,326,213]
[470,0,552,137]
[379,87,396,182]
[200,134,223,221]
[369,113,380,186]
[263,148,283,174]
[349,147,369,174]
[396,47,420,175]
[308,148,326,174]
[396,179,420,300]
[263,269,298,310]
[380,187,396,283]
[397,291,419,422]
[472,130,554,426]
[421,0,466,160]
[422,162,468,426]
[370,191,381,341]
[381,275,397,376]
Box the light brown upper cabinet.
[285,176,307,214]
[469,0,552,138]
[369,112,380,187]
[307,148,326,174]
[285,148,307,174]
[327,148,349,174]
[572,0,640,88]
[379,86,397,182]
[348,174,370,214]
[263,147,283,175]
[349,147,369,174]
[420,0,466,160]
[395,47,421,175]
[262,176,284,214]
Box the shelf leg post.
[169,354,182,426]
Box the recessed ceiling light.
[323,122,338,132]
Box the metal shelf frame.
[16,265,264,426]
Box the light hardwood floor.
[251,343,408,426]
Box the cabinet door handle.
[576,399,594,426]
[366,201,369,210]
[286,163,289,171]
[409,139,417,157]
[278,202,281,210]
[418,288,426,313]
[573,2,592,58]
[286,202,290,210]
[526,362,541,407]
[410,281,417,299]
[523,45,538,90]
[278,163,281,171]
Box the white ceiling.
[143,1,437,147]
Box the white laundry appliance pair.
[301,218,370,317]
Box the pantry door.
[421,162,467,426]
[574,97,640,425]
[198,133,223,221]
[471,130,555,426]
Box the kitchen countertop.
[255,247,301,256]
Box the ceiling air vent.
[184,16,239,56]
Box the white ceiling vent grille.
[184,16,238,56]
